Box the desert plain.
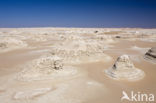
[0,28,155,103]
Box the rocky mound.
[16,56,77,81]
[50,39,112,64]
[0,37,27,52]
[105,55,145,81]
[144,47,156,63]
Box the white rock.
[16,55,78,81]
[105,55,145,81]
[0,37,27,52]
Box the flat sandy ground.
[0,28,155,103]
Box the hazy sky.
[0,0,156,28]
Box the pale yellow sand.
[0,28,155,103]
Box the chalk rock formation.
[105,55,145,81]
[51,39,112,64]
[14,88,51,100]
[0,37,27,52]
[17,56,77,81]
[144,47,156,63]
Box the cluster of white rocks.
[16,55,77,81]
[0,37,27,52]
[50,39,112,64]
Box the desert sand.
[0,28,155,103]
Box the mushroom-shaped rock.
[144,47,156,63]
[105,55,145,81]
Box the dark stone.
[94,31,98,33]
[144,47,156,63]
[115,36,121,38]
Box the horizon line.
[0,26,156,29]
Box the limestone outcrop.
[16,56,77,81]
[50,39,112,64]
[105,55,145,81]
[0,37,27,52]
[144,47,156,63]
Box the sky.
[0,0,156,28]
